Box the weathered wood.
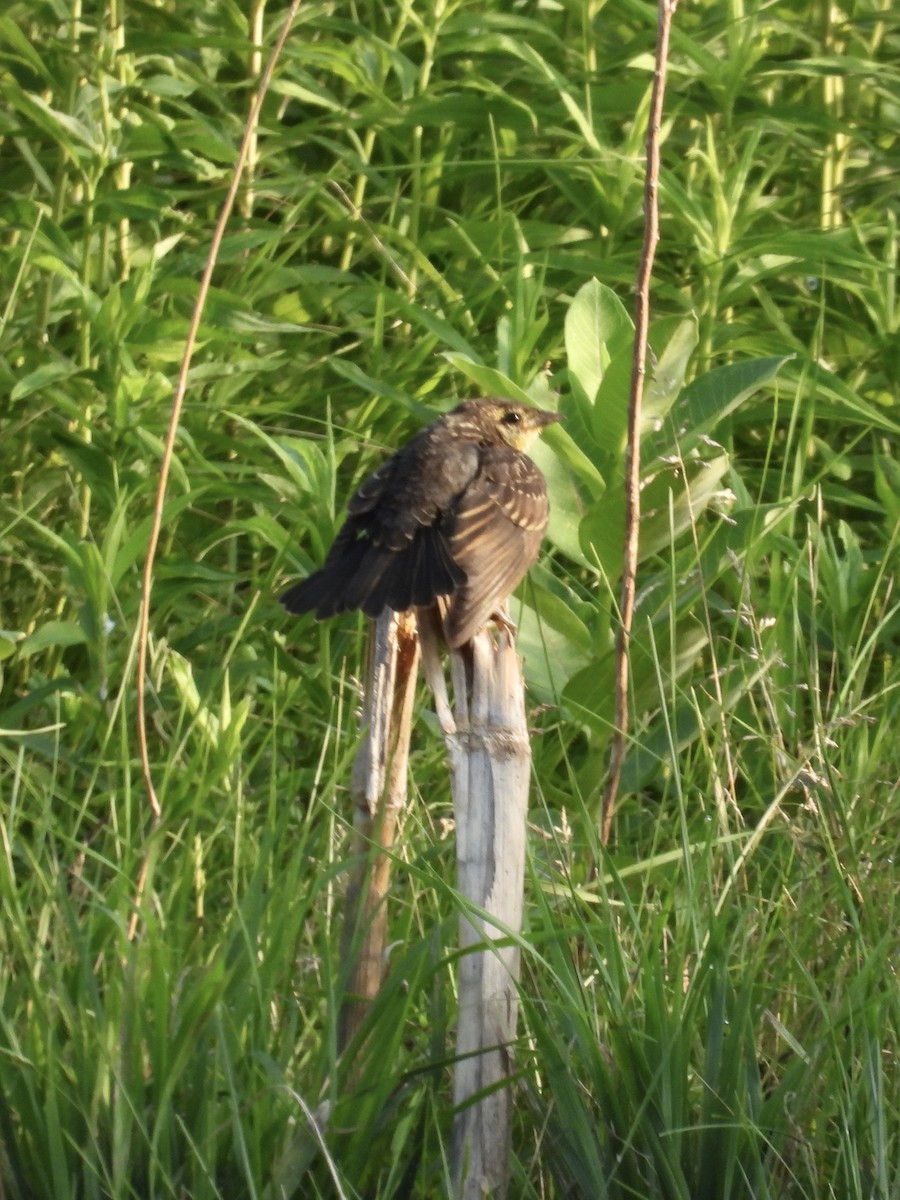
[420,615,531,1199]
[338,609,420,1054]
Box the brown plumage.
[280,397,560,648]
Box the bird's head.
[454,397,562,452]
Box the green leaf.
[790,363,900,435]
[8,89,101,155]
[531,435,596,568]
[0,630,23,661]
[563,624,710,740]
[517,599,593,700]
[442,354,534,405]
[95,186,176,221]
[590,342,634,483]
[670,357,791,452]
[639,455,732,560]
[11,359,80,401]
[579,490,625,583]
[141,74,199,99]
[538,423,606,498]
[874,453,900,530]
[564,278,633,403]
[329,358,415,406]
[17,621,86,658]
[0,16,52,81]
[579,455,731,584]
[644,316,700,426]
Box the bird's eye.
[500,410,522,425]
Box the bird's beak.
[517,407,562,450]
[536,409,563,427]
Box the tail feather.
[280,570,340,616]
[281,525,464,621]
[281,532,376,618]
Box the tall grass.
[1,0,897,1196]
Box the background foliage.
[1,0,897,1197]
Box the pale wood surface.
[421,616,531,1199]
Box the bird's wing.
[443,447,549,648]
[349,426,478,538]
[284,426,477,619]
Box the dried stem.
[131,1,302,937]
[600,0,678,847]
[338,611,420,1056]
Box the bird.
[280,397,561,648]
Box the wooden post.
[420,617,531,1198]
[338,609,420,1055]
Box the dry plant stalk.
[338,610,420,1054]
[131,1,303,939]
[601,0,678,846]
[419,613,530,1200]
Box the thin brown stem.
[131,1,302,936]
[600,0,678,847]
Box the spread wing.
[442,447,549,648]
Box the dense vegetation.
[1,0,897,1196]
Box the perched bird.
[280,397,561,648]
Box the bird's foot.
[490,607,517,642]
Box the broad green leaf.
[531,435,597,568]
[670,357,791,452]
[639,455,732,561]
[565,278,633,403]
[515,568,597,698]
[524,573,593,655]
[579,456,731,584]
[9,90,101,155]
[141,74,198,99]
[579,491,625,583]
[538,423,606,499]
[402,92,535,134]
[591,342,634,482]
[268,78,343,111]
[517,600,593,701]
[563,625,710,738]
[155,560,237,583]
[95,186,178,221]
[560,648,616,736]
[644,316,700,426]
[109,495,198,588]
